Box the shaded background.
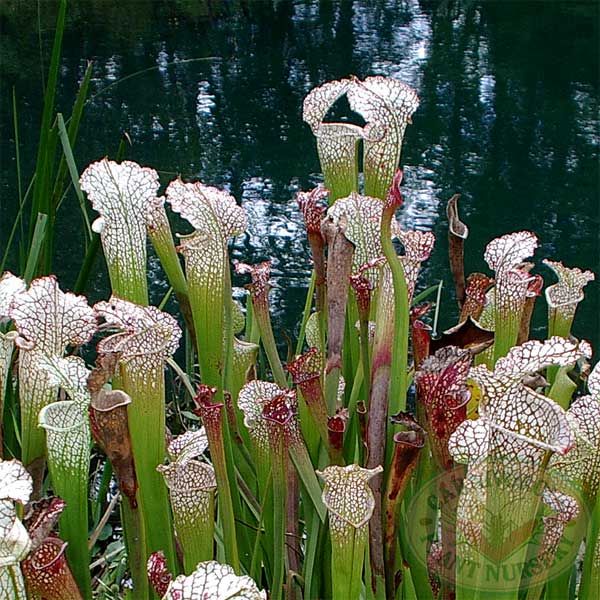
[1,0,598,351]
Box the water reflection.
[353,0,431,89]
[0,0,597,348]
[401,165,440,232]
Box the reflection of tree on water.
[415,1,598,344]
[0,0,597,346]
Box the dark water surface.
[1,0,598,351]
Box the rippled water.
[1,0,598,350]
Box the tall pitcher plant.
[157,429,216,574]
[36,355,93,597]
[94,298,181,572]
[165,180,249,572]
[165,178,248,392]
[482,231,539,364]
[303,76,419,202]
[79,159,157,305]
[79,159,189,580]
[9,277,96,471]
[448,337,592,599]
[80,158,192,322]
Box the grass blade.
[294,271,316,357]
[51,60,93,195]
[30,0,67,234]
[412,282,442,306]
[56,113,92,240]
[23,213,48,283]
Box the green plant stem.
[331,525,368,600]
[57,476,90,597]
[547,366,577,409]
[252,298,287,388]
[546,306,575,384]
[198,396,241,574]
[214,430,241,573]
[325,368,341,415]
[254,447,274,579]
[343,362,364,464]
[294,272,316,358]
[296,390,321,463]
[579,495,600,599]
[492,297,522,365]
[250,471,272,584]
[544,571,571,600]
[359,315,371,407]
[302,503,322,600]
[380,212,409,416]
[39,402,91,598]
[249,482,268,584]
[343,297,361,391]
[245,295,259,345]
[222,266,235,395]
[18,352,55,467]
[289,443,326,522]
[147,213,193,334]
[402,446,435,600]
[222,269,254,568]
[181,492,215,574]
[121,364,176,572]
[346,359,364,418]
[222,411,250,570]
[120,496,150,600]
[271,438,287,600]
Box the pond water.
[1,0,598,352]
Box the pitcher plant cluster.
[0,75,597,600]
